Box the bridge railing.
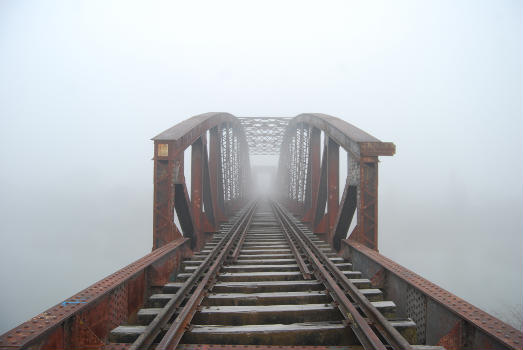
[277,113,395,251]
[0,239,192,350]
[152,112,251,250]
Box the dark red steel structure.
[151,112,251,251]
[276,113,394,251]
[0,112,521,350]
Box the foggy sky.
[0,0,522,332]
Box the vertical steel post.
[358,156,379,250]
[303,127,320,222]
[153,141,183,250]
[313,144,328,229]
[191,137,204,249]
[327,137,339,243]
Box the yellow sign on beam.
[158,143,169,157]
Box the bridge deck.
[106,200,423,350]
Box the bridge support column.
[191,137,205,250]
[327,137,339,244]
[313,143,328,233]
[312,136,339,240]
[303,127,320,222]
[153,142,183,250]
[356,156,379,251]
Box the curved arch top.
[289,113,395,157]
[152,112,245,155]
[152,112,240,141]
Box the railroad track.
[106,200,443,350]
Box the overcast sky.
[0,0,522,333]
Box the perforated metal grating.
[110,284,128,327]
[407,285,426,344]
[239,117,290,155]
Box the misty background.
[0,0,522,333]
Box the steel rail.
[271,205,311,279]
[157,201,258,350]
[273,201,413,350]
[272,202,386,350]
[129,203,256,350]
[230,206,256,262]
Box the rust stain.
[370,268,386,288]
[437,321,462,350]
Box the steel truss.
[150,113,251,251]
[238,117,291,155]
[277,113,395,252]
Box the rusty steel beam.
[0,239,192,350]
[327,136,339,243]
[174,183,195,242]
[152,112,238,160]
[289,113,395,159]
[168,152,196,243]
[202,138,216,227]
[332,180,357,251]
[303,127,320,222]
[356,156,379,250]
[153,154,183,249]
[191,136,204,248]
[341,240,523,350]
[313,145,328,232]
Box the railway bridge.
[1,113,521,350]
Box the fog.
[0,0,521,333]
